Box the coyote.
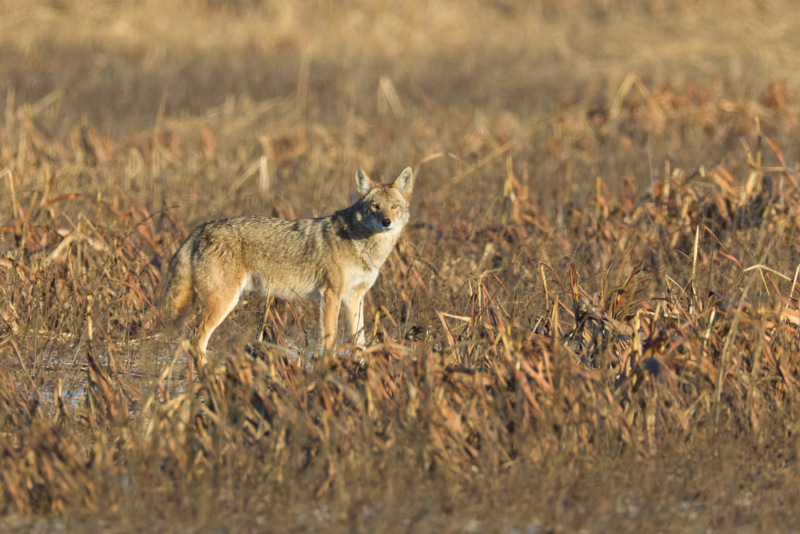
[161,167,414,364]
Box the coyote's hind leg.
[192,280,245,368]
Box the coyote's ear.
[391,167,414,199]
[355,168,375,197]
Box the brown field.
[3,0,800,532]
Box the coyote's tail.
[160,238,194,328]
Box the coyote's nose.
[382,218,392,228]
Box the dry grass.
[3,1,800,532]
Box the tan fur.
[161,167,414,364]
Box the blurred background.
[2,0,800,224]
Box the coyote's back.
[161,166,414,364]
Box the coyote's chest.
[343,232,397,292]
[343,264,381,294]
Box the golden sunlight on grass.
[2,1,800,532]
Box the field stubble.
[3,1,800,532]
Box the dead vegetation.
[3,1,800,532]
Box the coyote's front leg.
[345,288,368,349]
[320,287,341,363]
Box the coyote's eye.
[371,204,380,212]
[392,204,399,210]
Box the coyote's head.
[354,167,414,233]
